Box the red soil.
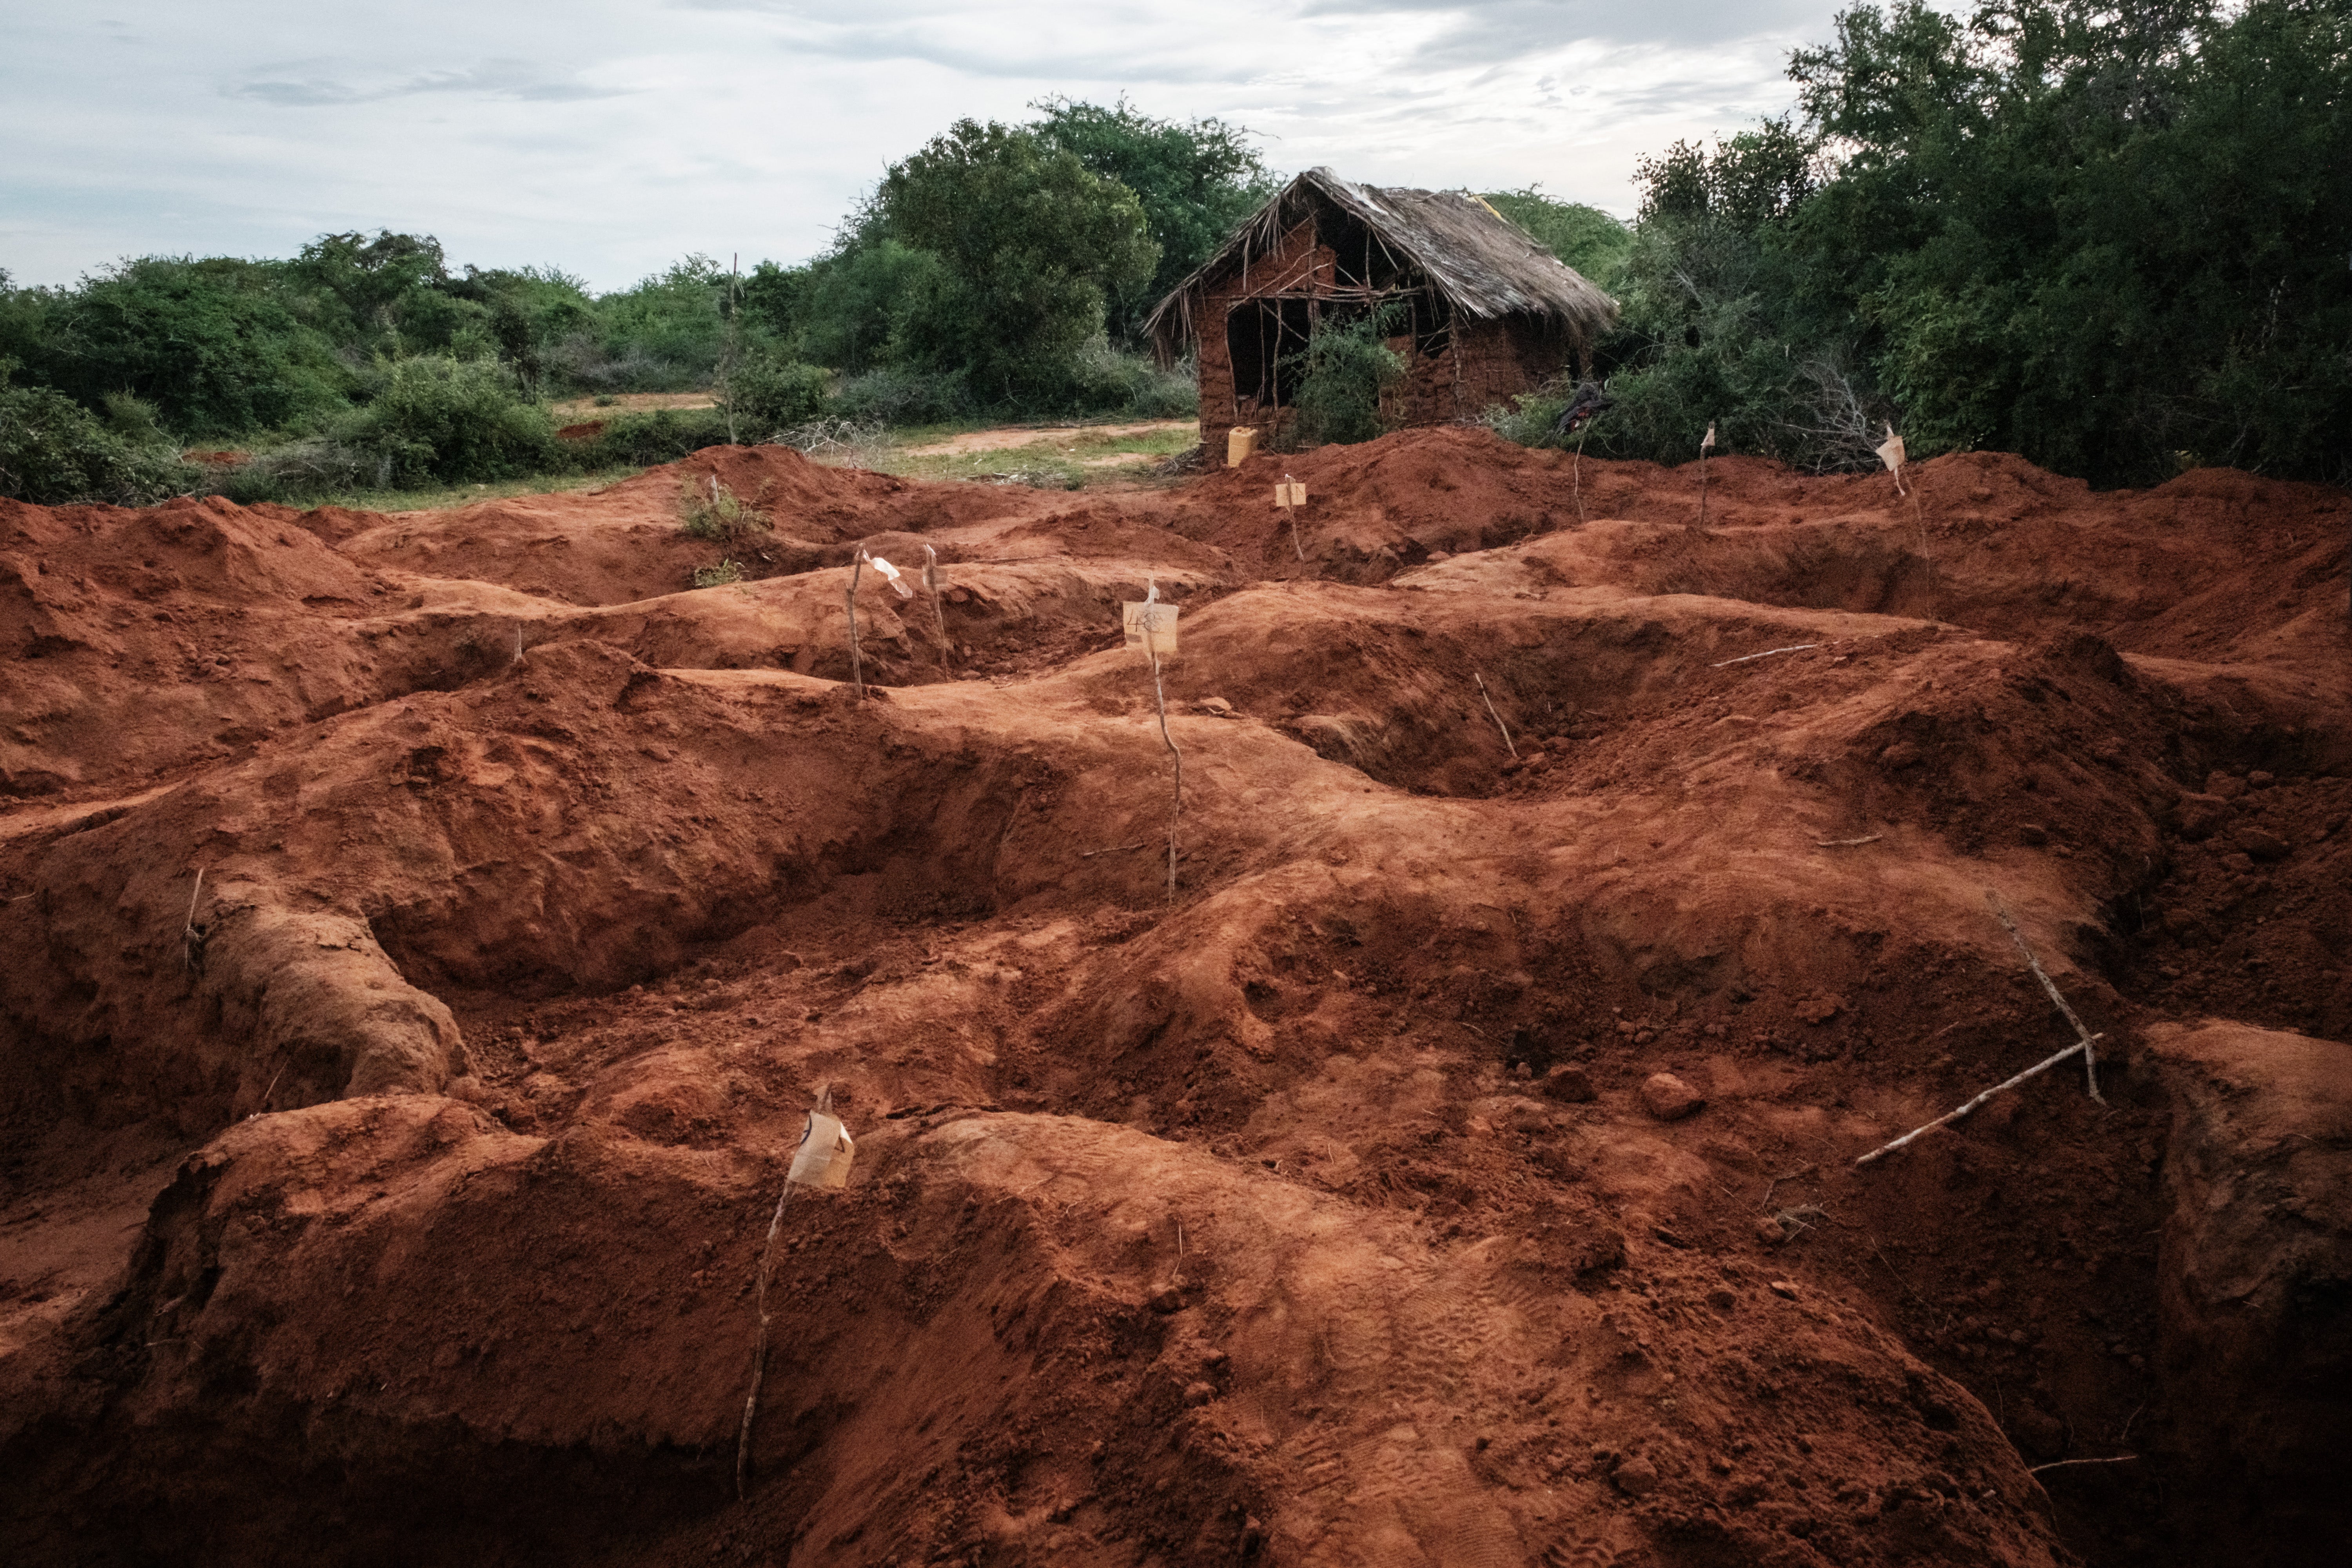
[3,429,2348,1567]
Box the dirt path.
[900,418,1197,456]
[2,432,2347,1568]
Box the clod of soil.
[3,426,2349,1568]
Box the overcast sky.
[2,1,1866,293]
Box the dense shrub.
[578,407,735,468]
[0,364,199,504]
[330,356,563,486]
[720,356,831,439]
[1281,310,1405,448]
[1557,0,2352,486]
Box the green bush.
[1067,340,1198,418]
[832,367,973,425]
[330,355,563,486]
[0,363,200,505]
[721,356,830,439]
[579,406,734,468]
[679,477,771,541]
[1281,310,1405,448]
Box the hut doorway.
[1227,298,1312,407]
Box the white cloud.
[0,0,1857,291]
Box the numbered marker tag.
[1874,428,1906,475]
[1274,481,1307,507]
[786,1111,856,1190]
[1122,601,1179,657]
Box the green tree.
[1481,190,1635,285]
[8,256,349,438]
[875,118,1160,403]
[1030,96,1272,342]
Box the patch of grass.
[237,464,646,514]
[836,419,1198,490]
[679,475,772,539]
[691,557,745,588]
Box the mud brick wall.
[1196,227,1574,455]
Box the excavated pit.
[3,427,2349,1568]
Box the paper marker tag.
[1122,601,1179,657]
[786,1111,855,1189]
[1875,428,1906,474]
[1274,481,1307,507]
[867,556,915,599]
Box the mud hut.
[1145,167,1618,452]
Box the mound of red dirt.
[3,431,2348,1567]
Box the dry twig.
[1711,643,1822,668]
[1815,834,1884,848]
[1987,892,2105,1103]
[182,867,210,974]
[845,552,867,699]
[737,1085,830,1501]
[1149,640,1182,903]
[924,544,951,672]
[1473,671,1517,760]
[2029,1455,2139,1475]
[1853,1037,2100,1167]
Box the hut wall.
[1385,317,1567,428]
[1196,220,1332,452]
[1194,224,1574,454]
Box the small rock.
[1755,1216,1791,1247]
[1768,1279,1800,1300]
[1148,1285,1189,1314]
[2205,771,2247,799]
[1198,697,1234,717]
[1612,1456,1661,1497]
[2248,770,2274,788]
[1182,1381,1216,1407]
[2220,851,2255,873]
[2018,822,2049,846]
[1539,1063,1597,1103]
[1878,740,1924,769]
[1640,1072,1704,1121]
[2236,826,2291,862]
[2173,793,2231,840]
[1615,1018,1641,1036]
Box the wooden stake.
[1474,671,1517,760]
[1987,892,2105,1103]
[735,1179,794,1501]
[182,867,209,973]
[924,544,950,673]
[1149,642,1182,903]
[1572,424,1590,524]
[845,552,866,699]
[738,1083,831,1501]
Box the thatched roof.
[1145,167,1618,361]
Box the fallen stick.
[1815,834,1884,848]
[1710,642,1822,668]
[1853,1037,2099,1167]
[1285,474,1305,561]
[1987,891,2105,1103]
[2029,1455,2139,1475]
[1079,842,1148,859]
[182,867,210,973]
[1473,671,1518,760]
